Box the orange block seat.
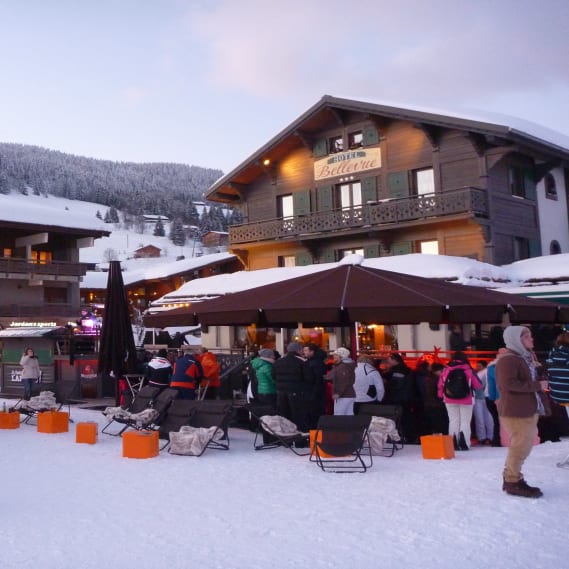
[122,430,159,459]
[76,422,98,444]
[37,411,69,434]
[0,412,20,429]
[420,434,455,460]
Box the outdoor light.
[263,158,270,166]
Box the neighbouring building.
[206,95,569,270]
[133,244,161,259]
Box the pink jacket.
[437,362,482,405]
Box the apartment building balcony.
[229,187,489,245]
[0,303,77,318]
[0,257,92,278]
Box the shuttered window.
[387,171,410,199]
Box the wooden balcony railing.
[0,257,91,277]
[230,187,489,245]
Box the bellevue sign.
[314,147,381,181]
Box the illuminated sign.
[9,321,57,328]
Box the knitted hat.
[286,342,302,354]
[259,348,275,359]
[333,347,350,359]
[157,349,168,358]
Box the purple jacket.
[437,362,482,405]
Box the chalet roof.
[206,95,569,203]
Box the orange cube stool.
[37,411,69,434]
[0,412,20,429]
[309,429,344,459]
[76,422,98,444]
[420,434,455,460]
[122,430,159,459]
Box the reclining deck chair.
[358,403,404,457]
[101,385,161,436]
[123,387,178,434]
[245,403,310,456]
[13,391,65,425]
[158,399,199,450]
[310,415,373,473]
[166,400,233,456]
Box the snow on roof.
[81,251,237,288]
[340,94,569,153]
[0,192,109,233]
[150,253,512,308]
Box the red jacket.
[197,351,221,388]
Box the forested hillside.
[0,142,240,230]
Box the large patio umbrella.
[144,259,569,328]
[98,260,138,404]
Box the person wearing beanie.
[250,348,277,408]
[327,348,356,415]
[272,342,314,432]
[145,349,173,391]
[496,326,550,498]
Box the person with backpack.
[170,350,204,400]
[437,351,483,450]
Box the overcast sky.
[1,0,568,173]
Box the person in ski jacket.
[496,326,549,498]
[196,347,221,399]
[546,332,569,404]
[170,352,203,400]
[144,348,172,391]
[326,347,356,415]
[437,351,482,450]
[353,355,385,414]
[20,347,41,400]
[251,348,277,408]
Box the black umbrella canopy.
[149,262,569,327]
[98,261,138,400]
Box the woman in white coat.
[353,355,385,415]
[20,347,41,400]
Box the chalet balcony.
[0,257,91,278]
[229,187,489,245]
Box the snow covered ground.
[1,401,568,569]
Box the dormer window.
[348,131,363,149]
[328,135,343,154]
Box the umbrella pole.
[354,322,360,355]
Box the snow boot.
[453,434,459,451]
[458,431,469,451]
[503,478,543,498]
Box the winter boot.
[453,434,459,451]
[503,478,543,498]
[458,432,469,451]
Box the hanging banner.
[314,147,381,181]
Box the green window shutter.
[387,171,409,199]
[363,244,380,258]
[391,240,413,255]
[317,185,334,211]
[320,249,337,264]
[313,139,327,157]
[524,169,536,200]
[361,176,378,204]
[528,239,541,257]
[363,126,379,146]
[293,189,311,216]
[295,251,313,266]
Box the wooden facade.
[206,96,569,270]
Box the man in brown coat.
[496,326,549,498]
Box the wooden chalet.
[206,95,569,270]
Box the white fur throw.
[169,425,223,456]
[20,391,57,411]
[368,416,401,455]
[260,415,307,437]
